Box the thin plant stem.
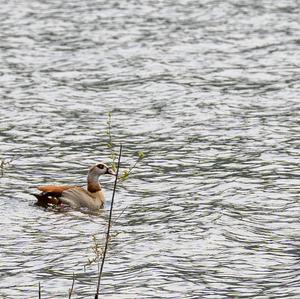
[106,112,117,168]
[68,273,75,299]
[95,144,122,298]
[38,282,41,299]
[112,206,127,226]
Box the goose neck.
[87,173,101,193]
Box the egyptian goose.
[33,163,116,210]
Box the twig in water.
[85,235,104,268]
[68,273,75,299]
[112,206,128,226]
[118,151,144,182]
[94,144,122,299]
[38,282,41,299]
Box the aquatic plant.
[90,114,144,296]
[105,111,144,182]
[86,112,144,266]
[94,144,122,298]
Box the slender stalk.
[38,282,41,299]
[106,112,117,169]
[68,273,75,299]
[112,206,127,226]
[95,144,122,298]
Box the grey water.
[0,0,300,298]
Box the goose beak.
[107,168,116,176]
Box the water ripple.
[1,0,300,298]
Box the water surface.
[0,0,299,298]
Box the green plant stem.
[118,156,142,182]
[106,112,117,168]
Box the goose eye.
[97,164,104,169]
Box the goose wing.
[60,187,104,210]
[37,185,75,194]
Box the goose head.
[89,163,116,177]
[87,163,116,193]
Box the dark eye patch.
[97,164,104,169]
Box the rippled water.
[1,0,300,298]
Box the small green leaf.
[138,151,145,159]
[119,169,129,181]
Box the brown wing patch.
[37,185,75,194]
